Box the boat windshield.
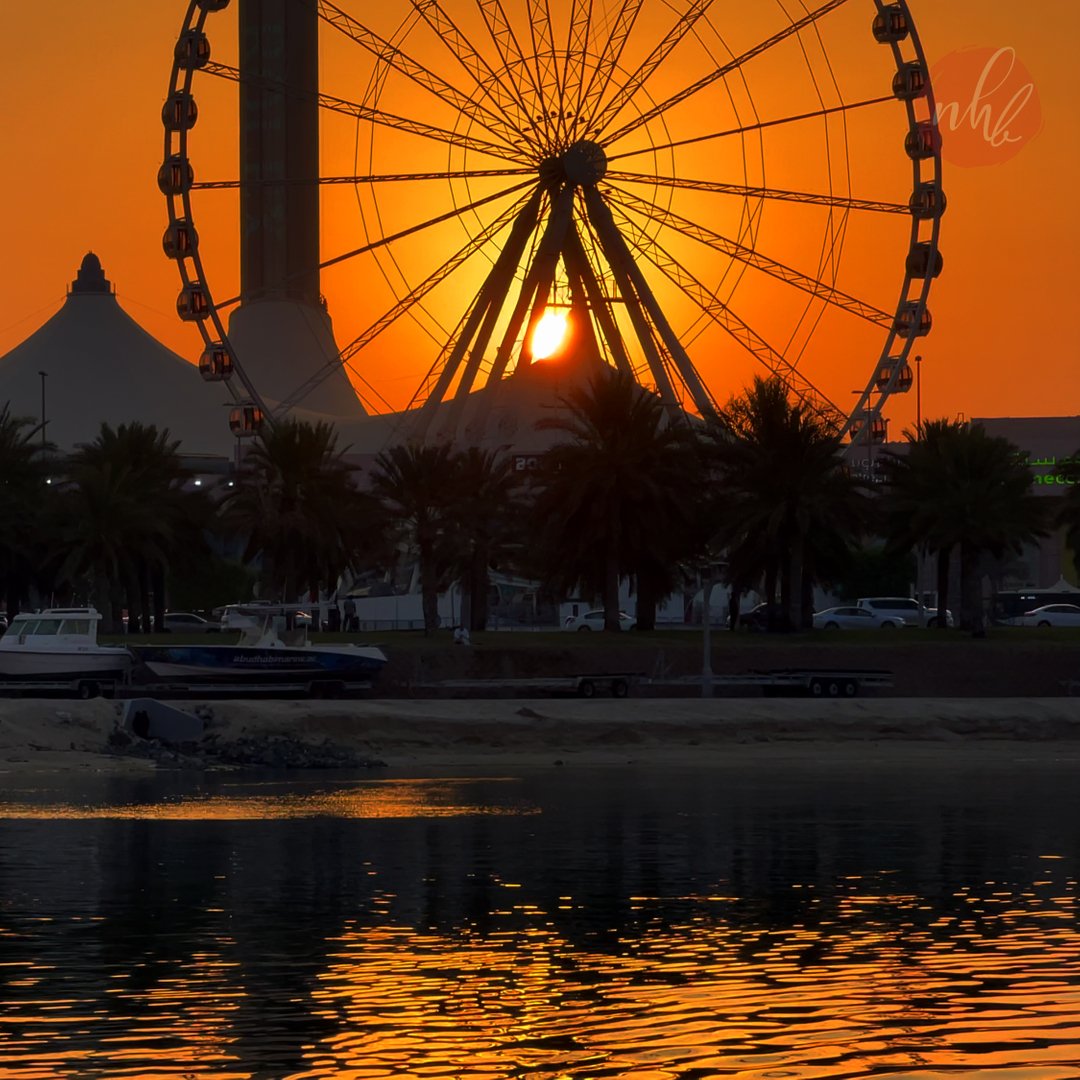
[4,615,96,643]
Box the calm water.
[1,750,1079,1079]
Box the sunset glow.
[530,310,569,361]
[1,3,1077,427]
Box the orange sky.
[2,1,1077,434]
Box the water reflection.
[0,778,538,820]
[1,758,1078,1078]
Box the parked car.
[1010,603,1080,628]
[563,609,636,632]
[813,605,896,630]
[856,596,953,628]
[739,603,771,632]
[162,611,219,634]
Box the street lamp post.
[700,563,725,698]
[37,371,47,448]
[914,354,923,438]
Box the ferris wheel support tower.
[238,0,320,306]
[223,0,366,420]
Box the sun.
[530,309,569,361]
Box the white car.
[564,609,636,632]
[1012,603,1080,628]
[856,596,954,628]
[813,605,899,630]
[162,611,219,634]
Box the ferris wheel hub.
[540,140,608,188]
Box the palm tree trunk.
[960,542,986,636]
[603,539,620,632]
[124,565,142,634]
[779,552,792,632]
[635,570,659,632]
[419,547,439,635]
[139,562,153,635]
[789,532,805,632]
[764,559,778,632]
[800,549,814,630]
[152,565,166,633]
[468,547,489,633]
[935,546,951,631]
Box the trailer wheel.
[577,679,596,698]
[77,681,99,700]
[611,678,629,699]
[843,679,858,697]
[809,678,825,697]
[827,679,842,696]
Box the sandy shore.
[3,696,1080,775]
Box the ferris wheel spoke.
[192,167,535,190]
[601,0,853,147]
[203,61,523,164]
[475,0,530,88]
[211,178,536,311]
[406,0,541,154]
[269,191,537,418]
[562,225,635,377]
[524,0,563,148]
[340,190,539,367]
[609,201,845,425]
[607,185,890,327]
[606,94,894,164]
[475,0,556,150]
[560,0,594,144]
[585,0,714,142]
[582,187,700,409]
[607,170,908,214]
[573,0,643,146]
[316,0,528,150]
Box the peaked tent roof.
[0,254,234,454]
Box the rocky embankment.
[4,696,1080,776]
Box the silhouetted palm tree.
[222,419,373,610]
[446,447,521,633]
[0,403,52,617]
[709,377,867,630]
[531,370,705,631]
[67,422,206,631]
[880,419,1046,631]
[370,442,458,635]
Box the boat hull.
[0,649,132,682]
[134,644,387,684]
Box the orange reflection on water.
[1,939,250,1079]
[0,780,539,821]
[275,888,1080,1080]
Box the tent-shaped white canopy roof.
[0,253,234,454]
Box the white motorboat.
[0,608,133,684]
[133,605,387,693]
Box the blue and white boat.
[134,606,386,691]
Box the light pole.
[37,371,47,448]
[700,563,724,698]
[914,354,923,438]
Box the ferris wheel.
[161,0,942,446]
